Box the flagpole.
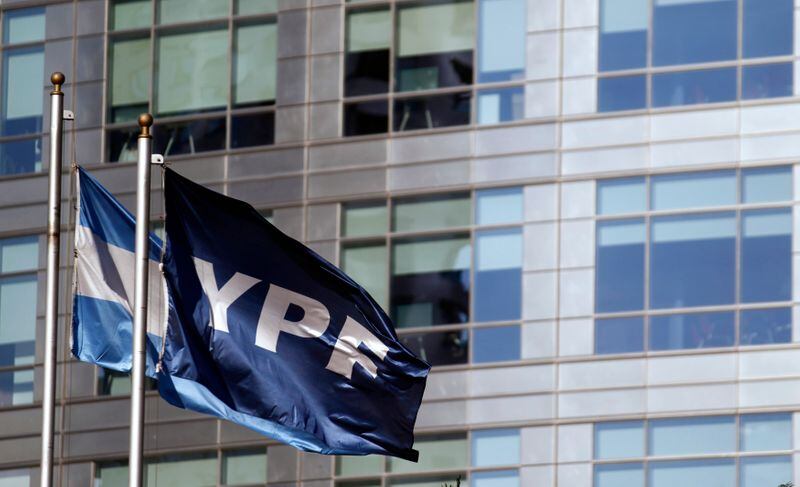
[40,72,66,487]
[129,113,153,487]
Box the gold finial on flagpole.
[50,72,64,95]
[138,113,153,139]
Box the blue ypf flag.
[158,168,430,461]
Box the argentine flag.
[71,166,166,377]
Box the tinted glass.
[741,456,793,487]
[652,0,736,66]
[342,203,388,237]
[2,47,44,137]
[110,37,151,123]
[388,434,467,473]
[473,326,520,363]
[648,458,735,487]
[477,87,524,125]
[595,317,644,354]
[112,0,151,30]
[399,330,469,366]
[597,177,646,215]
[743,0,793,58]
[346,9,391,96]
[222,449,267,485]
[231,112,274,148]
[478,0,525,82]
[0,368,33,406]
[237,0,278,15]
[650,311,735,351]
[0,137,41,175]
[475,229,522,322]
[652,68,737,107]
[472,470,519,487]
[0,276,37,367]
[740,308,792,346]
[234,23,277,106]
[342,244,388,309]
[0,470,30,487]
[0,237,38,273]
[344,100,389,136]
[740,413,793,452]
[650,213,736,309]
[3,8,45,44]
[596,219,645,312]
[158,0,228,24]
[648,416,736,456]
[595,463,644,487]
[389,476,468,487]
[475,188,523,225]
[336,456,383,476]
[598,75,646,112]
[472,429,520,466]
[742,63,793,100]
[145,453,217,487]
[599,0,648,71]
[107,127,139,163]
[651,170,736,211]
[394,93,471,131]
[393,195,471,233]
[153,117,226,156]
[742,166,793,204]
[740,209,791,303]
[595,421,645,459]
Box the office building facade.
[0,0,798,485]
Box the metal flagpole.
[41,72,67,487]
[129,113,154,487]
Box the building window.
[593,413,793,487]
[0,7,44,176]
[106,0,277,162]
[595,166,793,355]
[598,0,794,111]
[343,0,525,136]
[0,236,38,408]
[0,469,29,486]
[340,188,523,367]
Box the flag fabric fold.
[158,168,430,461]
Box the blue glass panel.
[0,137,41,175]
[740,308,792,346]
[472,429,520,466]
[595,317,644,354]
[476,187,523,225]
[741,209,791,303]
[475,229,521,322]
[742,63,793,100]
[478,0,525,82]
[595,463,644,487]
[596,219,645,312]
[651,170,736,211]
[595,421,645,459]
[597,177,646,215]
[741,456,792,487]
[650,311,735,351]
[742,166,793,204]
[598,75,646,112]
[599,0,648,71]
[653,0,737,66]
[472,469,519,487]
[740,413,793,451]
[743,0,793,58]
[650,213,736,309]
[473,326,520,363]
[648,458,735,487]
[477,87,524,124]
[652,68,737,107]
[649,416,736,456]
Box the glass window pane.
[158,0,228,24]
[651,170,736,211]
[478,0,525,82]
[146,453,217,487]
[393,195,471,233]
[98,369,132,396]
[391,236,470,327]
[389,476,467,487]
[599,0,647,71]
[112,0,151,30]
[742,166,793,204]
[335,455,383,476]
[343,202,388,237]
[1,236,38,273]
[595,463,645,487]
[653,0,736,66]
[107,127,139,163]
[342,244,388,309]
[743,63,793,100]
[475,228,521,322]
[346,9,391,97]
[156,29,229,115]
[648,416,736,456]
[649,459,735,487]
[237,0,278,15]
[595,317,644,354]
[153,117,226,156]
[741,413,793,452]
[472,429,520,466]
[222,449,267,485]
[2,47,44,137]
[344,100,389,136]
[388,434,467,473]
[740,307,792,346]
[652,68,737,107]
[649,311,735,351]
[394,93,471,131]
[473,326,520,363]
[597,177,646,215]
[740,456,792,487]
[473,470,518,487]
[741,209,792,303]
[3,8,45,44]
[477,87,524,125]
[231,112,275,148]
[399,330,469,366]
[0,469,30,487]
[0,368,33,406]
[110,37,151,123]
[595,421,645,459]
[235,23,277,106]
[743,0,793,58]
[0,276,37,367]
[96,462,128,487]
[596,219,645,312]
[338,482,382,487]
[650,213,736,309]
[0,137,41,175]
[476,187,523,225]
[396,1,474,92]
[598,75,646,112]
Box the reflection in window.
[740,308,791,346]
[234,22,277,107]
[649,311,735,351]
[595,463,644,487]
[599,0,647,71]
[3,8,45,44]
[110,37,151,123]
[477,0,525,82]
[394,92,471,131]
[595,421,645,459]
[222,449,267,486]
[111,0,151,30]
[743,63,793,100]
[0,137,41,175]
[336,455,384,476]
[740,456,792,487]
[2,47,44,137]
[650,170,736,211]
[477,87,524,125]
[346,9,391,97]
[741,209,791,303]
[399,330,468,366]
[595,317,644,354]
[158,0,228,24]
[0,368,33,407]
[393,194,471,233]
[0,236,38,375]
[472,470,519,487]
[237,0,278,15]
[98,368,156,396]
[652,67,737,108]
[153,117,226,156]
[742,166,793,204]
[475,229,521,322]
[649,459,736,487]
[597,177,646,215]
[598,75,646,112]
[473,325,520,363]
[472,429,520,466]
[649,416,736,456]
[107,127,139,163]
[342,244,388,309]
[475,187,523,225]
[740,413,792,452]
[652,0,737,66]
[743,0,793,58]
[596,220,645,313]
